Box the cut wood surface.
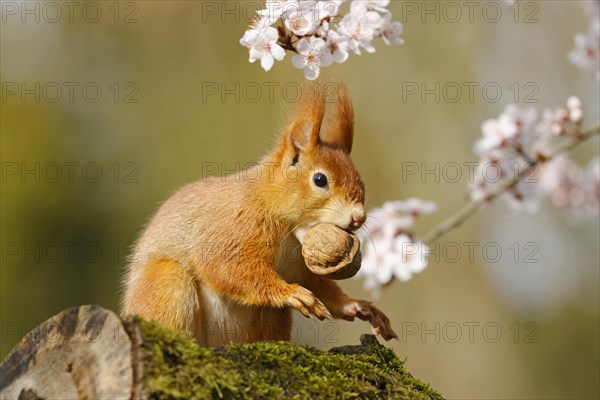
[0,305,140,400]
[0,305,443,399]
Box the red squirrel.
[122,82,397,346]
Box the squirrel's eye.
[313,172,328,188]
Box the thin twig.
[422,125,600,244]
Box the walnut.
[301,223,362,280]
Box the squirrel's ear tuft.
[290,119,318,152]
[281,83,326,155]
[323,81,354,154]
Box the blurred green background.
[1,1,599,398]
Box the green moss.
[136,318,443,400]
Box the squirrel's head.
[264,82,365,242]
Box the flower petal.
[296,38,310,55]
[271,44,286,61]
[320,50,334,67]
[304,64,320,80]
[333,48,349,63]
[261,53,275,71]
[292,54,307,69]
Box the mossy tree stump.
[0,305,443,399]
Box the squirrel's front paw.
[344,301,398,341]
[286,285,332,321]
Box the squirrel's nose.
[349,207,366,230]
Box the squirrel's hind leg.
[122,258,200,336]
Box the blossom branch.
[240,1,404,80]
[422,124,600,245]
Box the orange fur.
[324,82,355,153]
[123,258,199,333]
[121,81,397,346]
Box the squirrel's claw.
[347,300,398,341]
[286,285,332,320]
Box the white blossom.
[567,96,583,123]
[588,0,600,37]
[474,104,537,157]
[539,155,580,196]
[470,97,596,217]
[325,28,350,63]
[337,10,383,54]
[315,0,343,20]
[258,0,300,23]
[533,97,583,157]
[356,198,436,297]
[469,149,539,213]
[240,16,273,47]
[241,0,403,78]
[292,37,334,80]
[569,0,600,81]
[244,26,286,71]
[399,239,429,275]
[285,3,319,36]
[379,12,404,46]
[539,155,600,217]
[350,0,391,14]
[569,31,600,82]
[586,157,600,215]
